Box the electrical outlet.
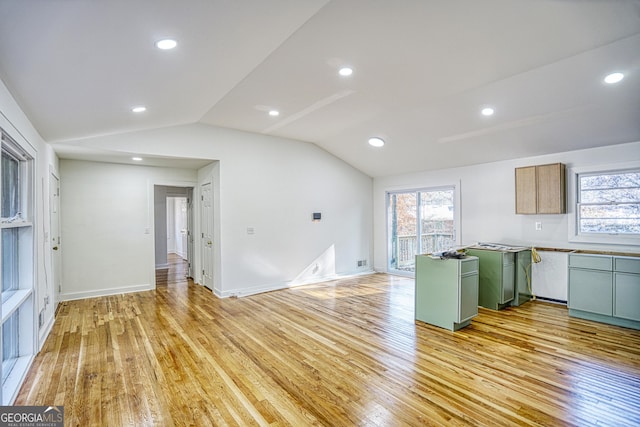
[535,222,542,231]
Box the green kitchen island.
[415,255,479,331]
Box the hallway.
[156,253,189,287]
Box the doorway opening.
[154,186,194,286]
[387,186,458,275]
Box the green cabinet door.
[568,254,639,330]
[460,272,479,322]
[466,248,515,310]
[568,268,613,316]
[614,272,640,321]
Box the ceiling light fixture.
[155,39,177,50]
[268,110,280,117]
[604,72,624,84]
[368,137,385,147]
[131,106,146,113]
[132,157,143,161]
[339,67,353,76]
[481,107,495,116]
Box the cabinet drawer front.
[568,269,613,315]
[569,254,612,271]
[461,257,478,275]
[615,257,640,274]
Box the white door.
[186,188,194,278]
[50,173,61,303]
[200,182,213,290]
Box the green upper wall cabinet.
[515,163,566,214]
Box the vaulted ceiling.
[0,0,639,177]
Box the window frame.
[0,126,36,404]
[568,161,640,246]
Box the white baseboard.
[59,283,154,302]
[38,314,56,351]
[155,263,170,269]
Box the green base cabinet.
[415,255,479,331]
[568,253,640,330]
[465,248,515,310]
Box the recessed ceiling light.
[155,39,177,50]
[132,157,143,161]
[339,67,353,76]
[131,106,146,113]
[604,72,624,84]
[481,107,495,116]
[368,137,385,147]
[268,110,280,117]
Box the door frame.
[186,188,194,279]
[49,170,61,305]
[200,181,214,290]
[386,183,461,276]
[149,180,196,288]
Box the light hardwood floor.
[16,261,640,426]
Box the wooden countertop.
[534,247,640,258]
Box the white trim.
[1,289,31,322]
[568,161,640,246]
[59,283,154,302]
[38,314,55,351]
[0,112,37,157]
[2,355,34,405]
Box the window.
[578,170,640,234]
[0,127,35,404]
[1,311,18,384]
[569,163,640,245]
[387,186,459,274]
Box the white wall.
[65,123,374,297]
[0,79,59,349]
[59,160,197,300]
[373,141,640,300]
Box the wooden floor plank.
[15,256,640,426]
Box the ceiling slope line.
[262,89,356,134]
[437,104,598,144]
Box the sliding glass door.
[387,187,457,274]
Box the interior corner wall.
[67,123,373,297]
[373,140,640,300]
[59,160,197,300]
